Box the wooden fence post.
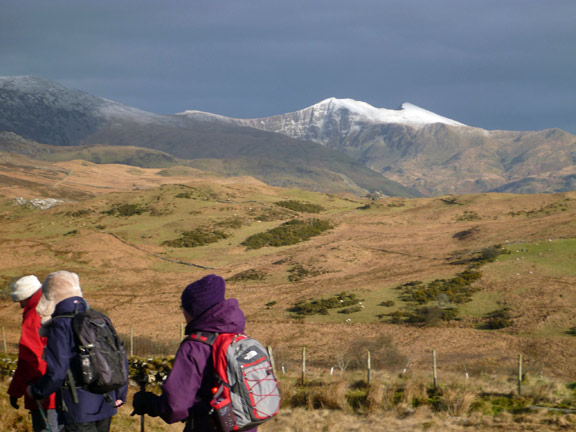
[518,354,523,395]
[301,347,306,385]
[367,351,371,386]
[2,326,7,354]
[432,350,438,390]
[267,346,277,376]
[129,325,134,358]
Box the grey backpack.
[187,332,281,432]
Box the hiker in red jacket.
[7,275,61,432]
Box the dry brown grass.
[2,159,576,431]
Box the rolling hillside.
[1,158,575,379]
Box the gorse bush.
[275,200,325,213]
[482,307,513,329]
[215,216,246,229]
[102,203,148,217]
[288,292,361,316]
[288,263,326,282]
[456,211,481,221]
[397,270,482,306]
[227,269,268,282]
[241,218,333,250]
[162,229,229,248]
[66,209,91,217]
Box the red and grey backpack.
[187,332,281,432]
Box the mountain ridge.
[2,76,575,196]
[180,98,576,196]
[0,77,418,197]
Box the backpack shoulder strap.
[184,331,219,346]
[51,314,75,320]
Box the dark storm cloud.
[1,0,575,132]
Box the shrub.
[440,197,463,205]
[483,308,513,329]
[162,229,229,248]
[215,216,245,229]
[175,192,193,199]
[379,300,395,307]
[288,292,361,316]
[67,209,91,217]
[287,263,326,282]
[456,211,481,221]
[102,203,148,217]
[227,269,268,282]
[338,306,363,314]
[241,219,333,250]
[275,200,325,213]
[397,270,481,306]
[356,203,372,210]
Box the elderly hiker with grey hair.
[26,270,127,432]
[132,274,265,432]
[7,275,62,432]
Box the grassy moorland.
[1,156,576,430]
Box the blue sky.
[1,0,575,133]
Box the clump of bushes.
[383,306,459,326]
[287,263,326,282]
[254,209,291,221]
[0,354,17,378]
[129,357,174,386]
[215,216,246,229]
[456,211,481,221]
[288,292,361,316]
[227,269,268,282]
[440,197,463,205]
[482,307,513,329]
[241,219,333,250]
[508,200,570,217]
[397,270,482,306]
[162,229,229,248]
[102,203,148,217]
[67,209,91,217]
[175,192,193,199]
[275,200,325,213]
[338,306,363,314]
[448,245,510,267]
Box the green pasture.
[499,239,576,277]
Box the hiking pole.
[35,400,54,432]
[139,376,148,432]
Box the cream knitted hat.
[11,275,42,302]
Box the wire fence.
[2,324,574,391]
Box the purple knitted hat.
[181,274,226,318]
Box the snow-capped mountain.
[179,98,576,196]
[179,98,466,150]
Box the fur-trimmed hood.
[36,271,83,332]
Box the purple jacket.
[151,298,256,432]
[30,297,128,425]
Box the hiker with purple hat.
[132,274,257,432]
